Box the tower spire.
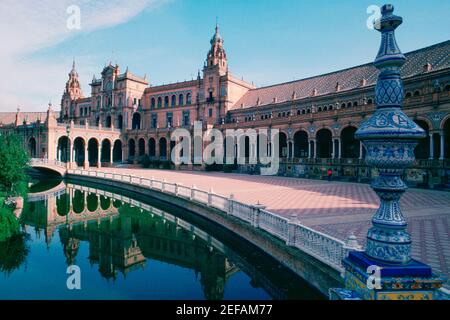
[205,20,227,74]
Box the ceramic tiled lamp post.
[331,4,443,300]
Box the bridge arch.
[294,130,309,158]
[57,136,70,163]
[113,140,123,163]
[88,138,99,167]
[316,128,333,158]
[73,137,85,167]
[101,139,112,164]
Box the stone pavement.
[94,167,450,288]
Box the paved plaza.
[93,167,450,288]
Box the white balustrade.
[192,189,209,204]
[68,168,349,273]
[259,209,289,241]
[210,194,229,211]
[229,200,253,224]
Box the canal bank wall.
[66,171,344,297]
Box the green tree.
[0,205,21,241]
[0,233,29,274]
[0,133,30,195]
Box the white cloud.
[0,0,169,112]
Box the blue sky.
[0,0,449,111]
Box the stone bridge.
[30,159,67,176]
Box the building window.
[186,93,191,105]
[151,114,157,128]
[208,108,213,118]
[179,94,184,106]
[164,96,169,108]
[183,111,190,126]
[171,95,176,107]
[157,97,162,108]
[151,98,156,108]
[166,113,173,127]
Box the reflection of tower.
[63,235,80,265]
[198,250,226,300]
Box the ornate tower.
[61,61,83,121]
[201,23,229,126]
[331,4,443,300]
[205,23,228,75]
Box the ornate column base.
[330,251,443,300]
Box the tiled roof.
[233,40,450,109]
[0,112,47,126]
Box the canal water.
[0,179,325,300]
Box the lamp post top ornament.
[355,4,425,265]
[356,4,425,141]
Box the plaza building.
[1,26,449,187]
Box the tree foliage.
[0,204,20,242]
[0,233,29,274]
[0,133,30,194]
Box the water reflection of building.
[24,184,239,299]
[22,183,119,246]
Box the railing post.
[286,213,298,246]
[190,185,196,200]
[343,234,362,257]
[174,183,179,196]
[252,201,266,228]
[207,188,214,207]
[148,177,154,189]
[227,194,234,215]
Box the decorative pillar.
[332,5,443,300]
[291,140,295,159]
[338,138,341,159]
[69,140,74,169]
[110,144,114,165]
[332,139,336,159]
[429,133,434,160]
[308,139,312,159]
[313,139,317,159]
[97,144,102,168]
[166,137,171,161]
[439,131,444,160]
[83,143,89,169]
